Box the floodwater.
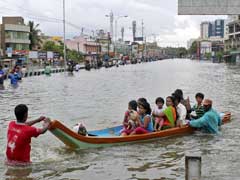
[0,59,239,180]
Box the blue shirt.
[0,70,4,84]
[189,108,221,134]
[139,114,154,132]
[9,73,20,85]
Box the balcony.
[5,38,30,44]
[4,24,30,32]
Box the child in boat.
[127,110,138,131]
[130,100,154,135]
[73,123,88,136]
[152,97,165,131]
[191,93,205,119]
[120,100,138,136]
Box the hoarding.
[47,51,54,59]
[38,52,47,59]
[178,0,240,15]
[29,51,38,59]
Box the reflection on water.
[1,59,240,180]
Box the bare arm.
[25,116,45,126]
[143,116,151,129]
[154,112,165,118]
[39,118,51,134]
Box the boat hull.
[49,112,231,149]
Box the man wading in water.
[6,104,51,165]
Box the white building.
[200,22,209,39]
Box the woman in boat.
[130,100,154,135]
[120,100,138,136]
[153,96,177,130]
[173,89,191,119]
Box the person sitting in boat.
[120,100,138,136]
[190,93,205,119]
[152,97,165,131]
[73,123,88,136]
[153,96,177,130]
[137,97,147,104]
[130,100,154,135]
[173,89,191,119]
[188,99,222,134]
[173,93,187,127]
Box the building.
[200,19,225,39]
[200,22,210,39]
[0,16,30,57]
[65,35,101,62]
[224,15,240,61]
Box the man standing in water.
[0,65,5,88]
[6,104,51,165]
[189,99,221,134]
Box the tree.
[28,21,42,50]
[177,47,188,58]
[42,41,83,63]
[42,41,63,56]
[216,51,223,61]
[189,41,197,55]
[205,52,211,60]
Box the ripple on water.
[1,59,240,179]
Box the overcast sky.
[0,0,226,47]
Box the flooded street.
[0,59,240,180]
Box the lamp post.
[115,15,128,42]
[63,0,67,70]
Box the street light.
[115,15,128,42]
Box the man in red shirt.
[6,104,51,165]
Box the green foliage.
[205,52,212,60]
[189,41,197,55]
[28,21,42,50]
[216,51,223,60]
[42,41,83,62]
[67,49,83,63]
[42,41,63,56]
[177,47,188,57]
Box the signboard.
[38,52,47,59]
[47,51,54,59]
[6,47,12,58]
[13,50,29,55]
[29,51,38,59]
[53,52,60,59]
[178,0,240,15]
[134,37,144,41]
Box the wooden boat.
[48,112,231,149]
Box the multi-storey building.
[0,17,30,57]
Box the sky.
[0,0,226,47]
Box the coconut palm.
[28,21,42,50]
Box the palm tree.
[28,21,42,50]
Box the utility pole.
[141,19,144,58]
[121,27,124,41]
[63,0,66,70]
[77,42,80,61]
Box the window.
[5,31,29,40]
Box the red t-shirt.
[6,121,41,163]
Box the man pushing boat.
[188,99,222,134]
[6,104,51,166]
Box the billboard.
[178,0,240,15]
[29,51,38,59]
[134,37,144,41]
[38,52,47,59]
